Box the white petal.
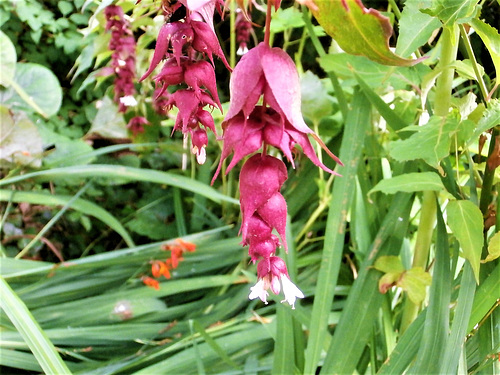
[280,275,304,309]
[249,279,269,304]
[119,95,137,107]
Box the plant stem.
[400,25,459,333]
[264,1,272,46]
[459,24,489,104]
[229,0,236,69]
[400,191,436,333]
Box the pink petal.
[140,23,177,82]
[257,192,288,251]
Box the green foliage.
[1,0,499,374]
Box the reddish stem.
[264,1,273,46]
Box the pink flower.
[213,42,342,180]
[127,116,150,136]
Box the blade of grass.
[0,189,135,248]
[468,263,500,332]
[440,262,476,374]
[273,303,296,375]
[319,192,414,374]
[0,165,238,205]
[0,276,72,374]
[409,203,451,374]
[304,90,371,374]
[378,310,426,374]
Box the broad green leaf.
[467,263,499,332]
[0,30,16,86]
[399,267,432,304]
[446,200,483,282]
[422,0,479,25]
[87,96,128,139]
[312,0,422,66]
[390,114,461,172]
[470,19,500,86]
[0,107,42,168]
[368,172,444,196]
[396,0,441,58]
[483,231,500,262]
[0,62,62,117]
[300,71,332,124]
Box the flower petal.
[280,275,304,309]
[249,279,269,304]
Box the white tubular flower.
[249,279,269,304]
[280,275,304,309]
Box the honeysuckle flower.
[191,128,208,164]
[104,5,137,113]
[235,11,252,55]
[249,256,304,309]
[127,116,150,136]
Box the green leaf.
[470,19,500,87]
[300,71,332,124]
[304,91,371,374]
[469,99,500,143]
[0,62,62,117]
[0,107,42,168]
[311,0,422,66]
[87,96,128,139]
[396,0,441,58]
[483,231,500,262]
[398,267,432,304]
[446,200,483,282]
[390,114,461,172]
[374,255,405,274]
[422,0,479,25]
[0,30,16,86]
[368,172,444,197]
[0,277,72,375]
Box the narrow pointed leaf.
[470,19,500,81]
[368,172,444,197]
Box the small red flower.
[142,276,160,290]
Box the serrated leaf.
[0,30,16,87]
[398,267,432,304]
[311,0,423,66]
[470,18,500,86]
[369,172,444,197]
[446,200,483,282]
[483,231,500,262]
[422,0,479,25]
[390,114,461,171]
[396,0,442,58]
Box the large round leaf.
[0,30,16,87]
[0,62,62,117]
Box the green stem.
[400,25,459,333]
[400,191,436,333]
[301,6,348,120]
[459,24,489,104]
[229,0,236,69]
[264,1,272,46]
[479,128,498,216]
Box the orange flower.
[150,260,171,279]
[142,276,160,290]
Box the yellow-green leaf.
[446,200,483,282]
[483,231,500,262]
[398,267,432,304]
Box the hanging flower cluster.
[103,5,137,113]
[142,239,196,290]
[211,17,342,309]
[235,11,253,55]
[139,0,230,164]
[139,0,341,308]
